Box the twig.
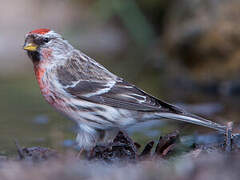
[155,130,179,156]
[14,139,25,159]
[140,141,154,158]
[225,122,233,152]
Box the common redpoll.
[23,29,226,150]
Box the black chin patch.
[27,51,40,63]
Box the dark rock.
[16,143,59,162]
[88,131,137,163]
[88,130,180,162]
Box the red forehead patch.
[29,28,51,35]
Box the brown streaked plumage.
[23,29,227,150]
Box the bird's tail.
[157,111,226,133]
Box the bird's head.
[23,29,73,64]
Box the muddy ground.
[0,126,240,180]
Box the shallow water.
[0,76,73,154]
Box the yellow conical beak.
[23,43,38,51]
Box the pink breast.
[34,66,46,91]
[34,66,54,103]
[34,64,66,110]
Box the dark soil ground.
[1,124,240,180]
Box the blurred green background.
[1,0,240,155]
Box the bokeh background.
[1,0,240,155]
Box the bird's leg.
[76,148,84,159]
[97,128,119,149]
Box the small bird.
[23,28,226,150]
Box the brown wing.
[65,79,183,113]
[56,50,184,113]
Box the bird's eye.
[43,38,50,43]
